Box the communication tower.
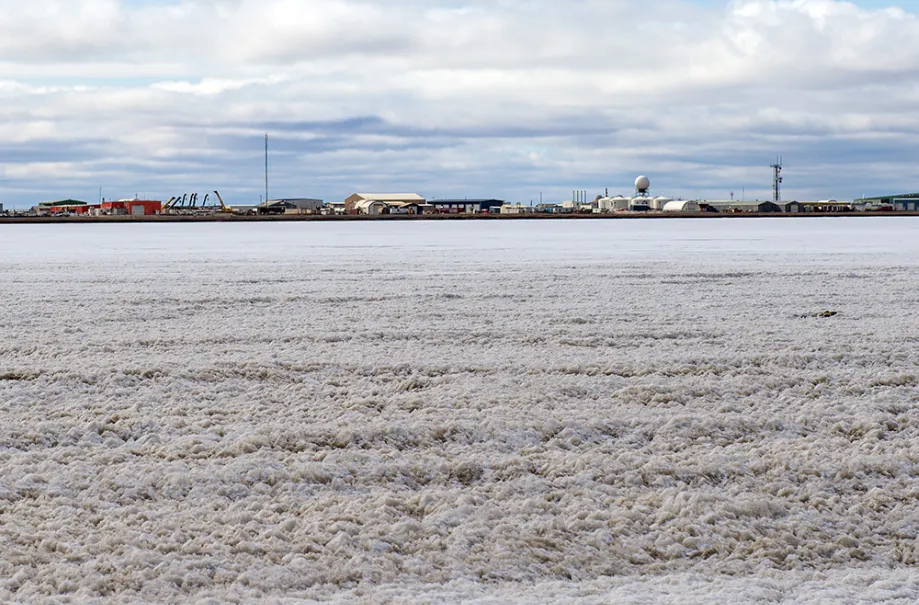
[771,157,783,203]
[265,133,269,205]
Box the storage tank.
[663,200,701,213]
[612,196,630,211]
[597,197,614,212]
[651,196,672,211]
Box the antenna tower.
[771,157,783,203]
[265,133,269,205]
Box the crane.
[213,190,232,213]
[162,191,233,213]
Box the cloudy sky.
[2,0,919,206]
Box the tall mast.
[265,133,269,205]
[771,157,783,203]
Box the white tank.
[612,196,630,211]
[597,197,614,212]
[651,196,672,210]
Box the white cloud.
[152,75,291,96]
[2,0,919,205]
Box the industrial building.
[427,199,504,214]
[500,204,534,214]
[854,193,919,211]
[258,198,323,215]
[101,200,163,216]
[537,203,568,214]
[35,200,90,214]
[341,196,503,215]
[595,177,682,213]
[30,199,162,216]
[705,201,783,213]
[344,193,426,214]
[351,199,390,215]
[780,201,854,212]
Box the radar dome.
[635,175,651,192]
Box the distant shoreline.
[1,211,918,224]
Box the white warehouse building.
[663,200,701,213]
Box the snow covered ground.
[1,218,918,603]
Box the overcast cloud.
[2,0,919,206]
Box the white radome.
[635,175,651,191]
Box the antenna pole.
[771,157,783,203]
[265,133,269,205]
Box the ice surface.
[1,218,918,603]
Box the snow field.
[1,220,919,603]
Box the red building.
[48,203,97,215]
[101,200,162,215]
[125,200,162,216]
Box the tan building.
[344,193,425,214]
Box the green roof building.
[38,199,89,208]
